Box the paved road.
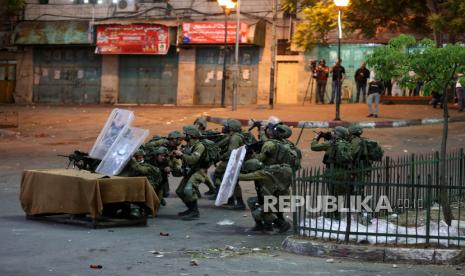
[0,105,464,275]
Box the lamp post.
[232,0,240,111]
[217,0,235,107]
[333,0,349,121]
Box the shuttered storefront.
[195,47,259,105]
[118,48,178,104]
[33,47,101,104]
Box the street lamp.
[217,0,236,108]
[334,0,349,121]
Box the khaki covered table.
[20,169,160,221]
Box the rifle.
[246,140,264,155]
[248,119,263,132]
[200,132,224,142]
[313,130,333,141]
[58,150,100,172]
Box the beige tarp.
[20,169,160,218]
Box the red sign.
[181,22,248,44]
[95,24,169,55]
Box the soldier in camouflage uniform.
[212,119,246,209]
[175,125,210,220]
[146,146,183,206]
[144,130,183,197]
[116,149,163,217]
[275,124,302,172]
[239,159,292,233]
[310,126,352,196]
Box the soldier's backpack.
[325,139,353,165]
[273,140,299,170]
[200,139,220,165]
[361,138,384,162]
[287,141,302,171]
[265,164,293,191]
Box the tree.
[6,0,26,16]
[284,0,465,49]
[291,0,337,49]
[366,35,465,225]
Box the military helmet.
[168,130,182,139]
[224,119,242,132]
[194,117,208,130]
[183,125,201,138]
[333,126,349,139]
[241,159,263,173]
[348,125,363,136]
[276,124,292,139]
[152,146,169,156]
[134,148,146,157]
[265,116,281,129]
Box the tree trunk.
[439,72,456,226]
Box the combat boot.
[274,219,291,233]
[248,220,273,232]
[232,197,246,210]
[182,201,199,221]
[177,202,192,216]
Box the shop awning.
[12,21,92,45]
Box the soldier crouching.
[239,159,292,233]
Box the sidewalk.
[203,104,465,128]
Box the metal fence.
[293,148,465,247]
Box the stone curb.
[206,115,465,129]
[281,236,465,265]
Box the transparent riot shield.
[89,108,135,159]
[215,145,247,206]
[95,127,149,176]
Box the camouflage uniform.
[116,149,162,217]
[176,125,209,220]
[239,159,292,233]
[310,126,352,197]
[213,119,246,209]
[146,146,182,205]
[144,130,183,196]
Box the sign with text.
[96,24,169,55]
[181,22,248,44]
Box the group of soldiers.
[120,116,381,233]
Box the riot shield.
[89,108,134,159]
[95,127,149,176]
[215,145,247,206]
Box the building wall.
[100,55,118,104]
[14,47,34,103]
[19,1,294,105]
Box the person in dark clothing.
[330,58,346,105]
[354,62,370,103]
[367,79,384,118]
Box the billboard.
[181,22,248,44]
[96,24,169,55]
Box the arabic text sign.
[182,22,248,44]
[96,24,169,55]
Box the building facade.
[10,0,315,105]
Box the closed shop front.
[33,47,101,104]
[195,47,259,105]
[118,48,178,104]
[0,61,16,103]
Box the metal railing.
[293,148,465,247]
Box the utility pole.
[232,0,240,111]
[269,0,277,109]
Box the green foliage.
[7,0,26,15]
[366,34,465,96]
[290,0,465,48]
[291,0,337,50]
